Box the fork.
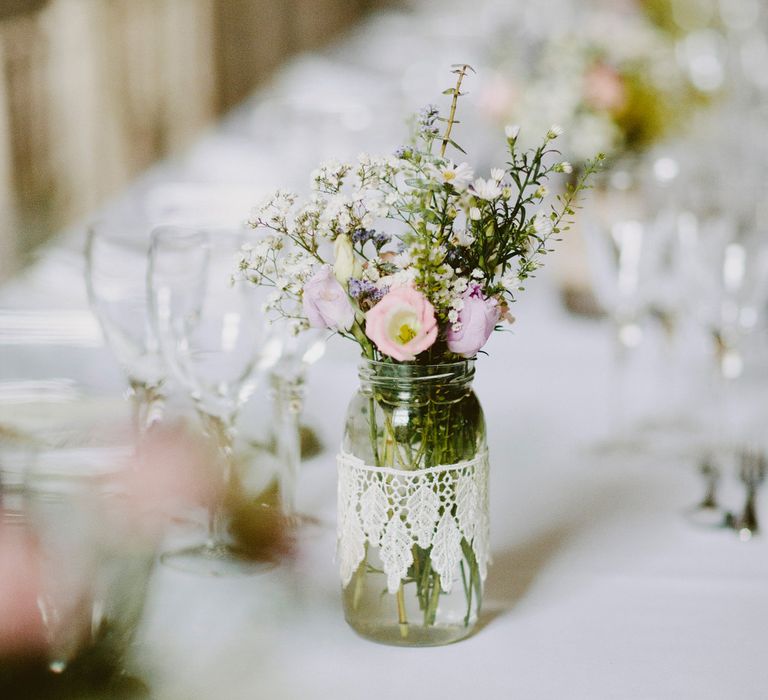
[686,456,736,529]
[736,449,766,540]
[698,457,720,510]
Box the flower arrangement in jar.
[237,65,601,645]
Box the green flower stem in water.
[367,378,480,636]
[396,584,408,638]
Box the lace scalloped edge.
[337,449,490,594]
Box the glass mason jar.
[338,360,489,646]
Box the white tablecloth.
[3,3,768,698]
[126,297,768,700]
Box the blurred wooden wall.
[0,0,387,281]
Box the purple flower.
[417,104,440,137]
[350,228,391,250]
[419,104,439,120]
[446,285,501,357]
[348,278,373,299]
[348,278,388,310]
[302,266,354,332]
[351,228,373,245]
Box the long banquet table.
[2,2,768,698]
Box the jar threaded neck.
[358,359,475,390]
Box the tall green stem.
[440,65,472,158]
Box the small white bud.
[547,124,564,139]
[333,234,357,284]
[534,214,553,235]
[505,124,520,140]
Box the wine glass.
[148,226,270,575]
[581,159,656,447]
[85,222,165,433]
[582,153,694,452]
[688,215,768,449]
[262,323,326,523]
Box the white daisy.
[437,162,474,192]
[470,178,503,201]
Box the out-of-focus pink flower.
[121,426,218,538]
[446,285,501,357]
[365,286,437,361]
[0,425,221,664]
[302,265,355,332]
[478,72,519,121]
[584,62,627,112]
[125,425,295,562]
[0,522,46,656]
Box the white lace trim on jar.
[337,450,490,595]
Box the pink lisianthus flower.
[302,265,355,332]
[446,285,501,357]
[365,286,437,361]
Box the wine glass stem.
[612,330,630,435]
[714,332,743,447]
[129,380,165,436]
[270,372,304,519]
[199,411,236,549]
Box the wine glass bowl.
[85,222,165,430]
[149,227,266,418]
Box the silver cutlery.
[698,457,719,509]
[687,456,735,529]
[735,449,766,541]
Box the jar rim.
[358,358,475,384]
